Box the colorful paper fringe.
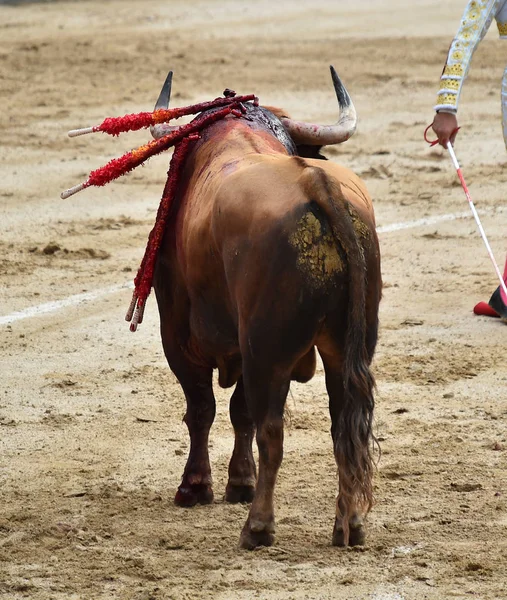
[62,89,258,331]
[70,94,257,137]
[63,105,241,197]
[125,134,199,331]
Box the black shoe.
[488,285,507,320]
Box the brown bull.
[150,68,381,549]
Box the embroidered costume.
[435,0,507,144]
[435,0,507,320]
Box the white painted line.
[0,282,133,326]
[376,210,471,233]
[377,205,505,233]
[0,206,505,327]
[371,593,406,600]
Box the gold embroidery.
[440,79,460,91]
[437,93,458,106]
[436,0,498,112]
[443,64,464,77]
[466,7,481,20]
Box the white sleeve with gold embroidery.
[497,0,507,36]
[435,0,501,112]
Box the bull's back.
[206,157,375,326]
[211,155,375,245]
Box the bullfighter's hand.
[431,111,459,148]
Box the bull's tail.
[297,162,377,543]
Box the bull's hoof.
[239,528,275,550]
[174,483,213,507]
[332,517,366,547]
[239,518,275,550]
[225,483,255,504]
[332,526,365,547]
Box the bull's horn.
[281,66,357,146]
[150,70,178,139]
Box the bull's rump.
[169,155,379,379]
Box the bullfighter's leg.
[320,351,370,547]
[225,377,257,503]
[239,369,290,550]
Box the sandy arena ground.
[1,0,506,598]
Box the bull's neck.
[194,117,290,162]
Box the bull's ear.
[296,144,328,160]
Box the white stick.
[447,141,507,297]
[60,182,87,199]
[68,127,96,137]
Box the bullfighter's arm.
[434,0,501,113]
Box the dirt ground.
[1,0,506,598]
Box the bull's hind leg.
[320,351,374,547]
[160,330,216,507]
[173,365,216,507]
[239,367,290,550]
[225,377,257,503]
